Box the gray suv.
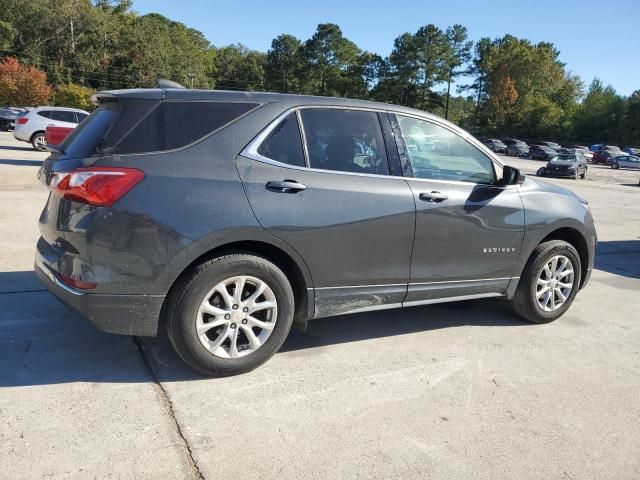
[35,88,597,376]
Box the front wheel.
[611,163,619,169]
[510,240,582,324]
[31,132,47,151]
[166,253,295,376]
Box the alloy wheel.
[195,275,277,358]
[535,255,574,312]
[33,134,46,151]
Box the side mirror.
[500,165,525,186]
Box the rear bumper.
[35,254,164,337]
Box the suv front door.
[388,113,525,304]
[237,108,416,318]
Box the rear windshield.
[59,99,259,158]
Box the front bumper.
[544,168,577,177]
[35,254,164,337]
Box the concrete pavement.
[1,132,638,479]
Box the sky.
[131,0,639,96]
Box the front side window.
[300,109,389,175]
[390,114,495,184]
[257,112,305,167]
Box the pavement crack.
[0,289,46,295]
[133,337,205,480]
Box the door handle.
[419,191,448,202]
[266,180,307,193]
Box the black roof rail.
[156,79,186,89]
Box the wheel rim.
[34,134,46,150]
[196,275,277,359]
[535,255,574,312]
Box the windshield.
[0,108,18,118]
[552,154,575,162]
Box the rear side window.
[300,109,390,175]
[37,111,53,119]
[257,113,305,167]
[114,101,259,154]
[58,103,121,158]
[50,111,78,123]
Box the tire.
[31,132,46,151]
[580,170,586,179]
[166,253,295,376]
[510,240,582,324]
[612,163,619,169]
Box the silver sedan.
[610,155,640,169]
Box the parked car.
[537,152,588,179]
[0,108,19,131]
[483,138,508,154]
[13,106,89,151]
[537,141,561,151]
[503,139,529,157]
[576,148,593,162]
[35,87,597,376]
[528,145,558,160]
[45,125,75,148]
[592,149,626,165]
[623,147,640,155]
[610,155,640,170]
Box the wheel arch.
[161,239,313,331]
[508,225,591,299]
[538,227,590,289]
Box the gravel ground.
[500,153,640,189]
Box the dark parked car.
[623,147,640,155]
[0,108,19,131]
[503,139,529,157]
[537,153,588,179]
[528,145,558,160]
[537,141,561,151]
[35,87,597,376]
[592,149,625,165]
[483,138,508,153]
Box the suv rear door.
[387,113,525,304]
[236,107,416,318]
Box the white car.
[13,106,89,151]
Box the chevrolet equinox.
[35,86,597,376]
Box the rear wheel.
[31,132,46,151]
[166,253,295,376]
[510,240,581,324]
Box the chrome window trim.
[239,105,510,189]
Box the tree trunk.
[445,67,453,119]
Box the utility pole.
[187,72,195,89]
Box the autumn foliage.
[0,57,53,106]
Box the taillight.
[17,117,29,125]
[49,167,145,207]
[58,272,97,290]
